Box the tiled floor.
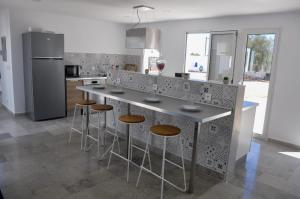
[0,106,300,199]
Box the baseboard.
[268,138,300,150]
[236,154,247,165]
[253,132,300,149]
[1,105,25,117]
[1,104,14,115]
[253,133,268,141]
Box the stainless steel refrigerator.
[23,32,66,121]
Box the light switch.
[204,93,212,101]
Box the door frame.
[241,28,280,139]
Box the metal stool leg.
[112,110,121,154]
[146,132,152,171]
[180,135,187,191]
[127,130,131,182]
[68,105,77,144]
[136,131,151,187]
[161,137,167,199]
[97,112,102,155]
[81,108,86,150]
[107,121,119,169]
[98,109,118,160]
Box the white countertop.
[66,76,107,81]
[77,84,232,123]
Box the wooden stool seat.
[91,104,113,111]
[150,125,181,136]
[119,115,145,123]
[76,99,97,106]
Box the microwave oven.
[65,65,80,77]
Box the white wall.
[2,8,300,146]
[143,12,300,146]
[6,8,127,113]
[0,8,15,112]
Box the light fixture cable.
[132,9,141,28]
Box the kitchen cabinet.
[66,80,84,112]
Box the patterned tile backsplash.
[107,70,237,109]
[105,69,240,176]
[64,52,141,76]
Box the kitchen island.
[77,70,245,192]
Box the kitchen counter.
[236,100,259,160]
[66,75,107,81]
[77,84,232,123]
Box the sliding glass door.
[243,32,277,135]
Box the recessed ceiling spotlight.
[133,5,154,11]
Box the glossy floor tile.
[0,106,299,199]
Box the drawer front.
[66,80,83,112]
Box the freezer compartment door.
[31,32,64,58]
[32,59,66,120]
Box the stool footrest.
[71,128,83,135]
[165,158,184,169]
[86,134,98,142]
[139,166,186,192]
[110,151,149,169]
[131,144,149,153]
[110,151,129,162]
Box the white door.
[208,31,237,82]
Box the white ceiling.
[1,0,300,23]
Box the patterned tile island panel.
[105,70,240,175]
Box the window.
[184,33,210,80]
[143,49,160,75]
[185,31,237,82]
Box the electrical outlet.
[153,84,158,91]
[117,78,121,84]
[204,93,212,101]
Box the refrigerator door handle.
[32,57,63,60]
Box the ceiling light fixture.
[133,5,154,11]
[132,5,154,27]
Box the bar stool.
[107,114,152,182]
[68,99,96,150]
[136,124,187,199]
[85,104,120,158]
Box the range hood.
[126,27,161,50]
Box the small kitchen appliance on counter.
[65,65,80,78]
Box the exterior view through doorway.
[243,32,277,135]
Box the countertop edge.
[77,85,232,123]
[66,76,107,81]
